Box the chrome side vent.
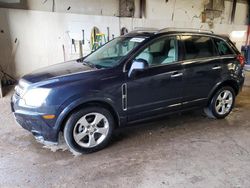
[122,83,127,111]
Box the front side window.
[84,37,143,68]
[135,36,178,67]
[214,38,234,56]
[181,35,216,60]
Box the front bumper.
[11,98,59,143]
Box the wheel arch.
[57,100,121,133]
[207,79,239,105]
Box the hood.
[22,60,95,83]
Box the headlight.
[20,88,51,107]
[15,79,30,97]
[19,79,30,89]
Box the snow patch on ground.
[244,65,250,71]
[43,132,82,156]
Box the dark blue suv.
[11,28,245,153]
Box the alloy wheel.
[73,113,109,148]
[215,90,233,115]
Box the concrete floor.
[1,73,250,188]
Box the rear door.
[180,35,223,107]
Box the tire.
[64,106,115,154]
[204,86,235,119]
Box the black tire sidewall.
[210,86,235,119]
[64,107,114,154]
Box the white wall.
[42,0,119,16]
[0,0,248,78]
[120,0,248,50]
[0,0,120,16]
[145,0,247,25]
[0,8,120,77]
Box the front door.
[125,35,184,122]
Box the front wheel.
[204,86,235,119]
[64,107,114,154]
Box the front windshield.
[83,37,145,68]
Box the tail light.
[237,54,245,67]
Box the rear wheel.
[64,107,114,154]
[204,86,235,119]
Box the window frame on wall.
[0,0,27,9]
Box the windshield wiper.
[82,61,97,69]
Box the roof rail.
[130,27,159,33]
[157,27,214,34]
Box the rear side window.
[181,35,216,60]
[214,38,234,55]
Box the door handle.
[171,72,183,78]
[212,65,221,70]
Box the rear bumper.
[11,100,59,143]
[240,71,246,92]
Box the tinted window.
[214,38,234,55]
[135,36,177,67]
[182,36,215,60]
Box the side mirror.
[128,59,149,77]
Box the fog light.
[42,115,55,119]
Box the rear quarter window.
[213,38,234,56]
